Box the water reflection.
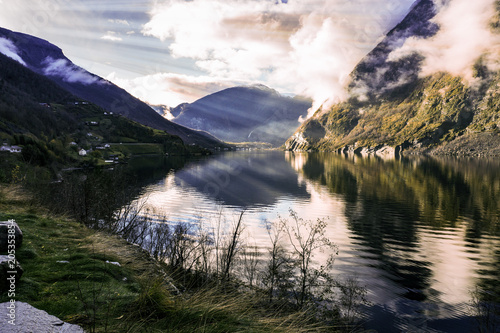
[173,151,310,207]
[130,151,500,332]
[287,152,500,330]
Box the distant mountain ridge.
[0,27,221,148]
[171,85,312,146]
[285,0,500,156]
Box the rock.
[0,301,85,332]
[0,255,23,292]
[375,145,396,157]
[0,221,23,253]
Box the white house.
[10,146,22,153]
[79,149,87,156]
[0,145,22,153]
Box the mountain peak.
[172,84,311,146]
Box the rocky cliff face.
[285,0,500,156]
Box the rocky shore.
[286,132,500,158]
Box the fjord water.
[131,151,500,332]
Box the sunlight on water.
[128,151,500,332]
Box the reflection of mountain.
[290,152,500,303]
[125,155,189,187]
[174,151,310,207]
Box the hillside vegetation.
[0,52,208,182]
[286,71,500,155]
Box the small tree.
[279,209,338,307]
[469,286,500,333]
[335,276,369,332]
[220,210,245,283]
[262,219,294,302]
[240,244,260,287]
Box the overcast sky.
[0,0,417,107]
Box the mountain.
[171,85,312,146]
[0,48,205,173]
[0,27,222,148]
[348,0,439,100]
[284,0,500,156]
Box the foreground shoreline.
[0,185,331,332]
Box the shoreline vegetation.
[0,183,367,333]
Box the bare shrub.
[279,209,338,307]
[262,219,295,302]
[469,286,500,333]
[241,243,260,287]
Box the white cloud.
[108,19,130,26]
[389,0,500,81]
[107,72,238,107]
[142,0,416,115]
[0,37,27,66]
[101,31,123,42]
[43,57,102,85]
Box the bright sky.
[0,0,417,108]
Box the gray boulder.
[0,301,85,332]
[0,221,23,253]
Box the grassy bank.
[0,185,320,332]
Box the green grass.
[110,143,164,155]
[0,185,319,332]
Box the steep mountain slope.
[0,51,77,140]
[0,27,221,148]
[348,0,438,99]
[285,0,500,156]
[0,50,195,171]
[171,85,311,146]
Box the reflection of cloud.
[0,37,26,66]
[43,56,102,85]
[389,0,500,81]
[143,0,416,114]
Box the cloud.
[100,31,123,42]
[43,57,102,85]
[0,37,27,66]
[142,0,416,116]
[108,19,130,26]
[107,72,238,106]
[389,0,500,81]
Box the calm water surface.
[129,151,500,332]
